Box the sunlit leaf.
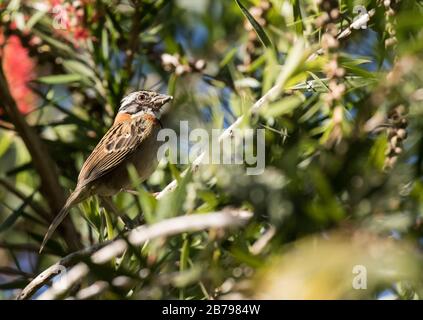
[235,0,274,49]
[36,74,83,84]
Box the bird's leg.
[122,188,159,198]
[122,188,138,195]
[99,196,136,230]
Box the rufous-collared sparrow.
[40,90,173,253]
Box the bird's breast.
[113,112,132,125]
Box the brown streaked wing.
[76,116,154,188]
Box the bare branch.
[17,209,252,300]
[249,225,276,255]
[17,241,109,300]
[307,9,376,61]
[92,209,253,264]
[74,280,109,300]
[37,263,90,300]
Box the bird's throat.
[114,112,132,124]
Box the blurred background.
[1,0,423,300]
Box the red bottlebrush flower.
[0,33,37,114]
[49,0,92,46]
[73,26,90,41]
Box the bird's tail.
[39,188,85,253]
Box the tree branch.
[18,209,252,300]
[16,241,110,300]
[0,61,81,251]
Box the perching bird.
[40,90,173,253]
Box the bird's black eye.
[137,93,146,102]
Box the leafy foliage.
[0,0,423,300]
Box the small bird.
[40,90,173,253]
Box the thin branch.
[0,178,50,222]
[307,9,376,61]
[249,225,276,255]
[36,262,89,300]
[17,241,110,300]
[0,242,53,254]
[92,209,253,264]
[18,209,252,300]
[74,280,109,300]
[0,119,15,130]
[0,266,33,278]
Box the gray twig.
[307,9,376,61]
[18,209,252,300]
[17,241,110,300]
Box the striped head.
[118,90,173,117]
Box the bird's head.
[118,90,173,118]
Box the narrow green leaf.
[291,0,304,35]
[219,47,238,69]
[36,74,82,84]
[235,0,273,49]
[103,208,115,241]
[32,29,74,55]
[101,28,109,59]
[156,170,192,221]
[127,165,157,224]
[137,187,157,224]
[81,197,101,234]
[261,95,303,117]
[168,73,177,97]
[0,192,35,233]
[307,71,330,92]
[179,235,190,299]
[26,10,46,29]
[63,60,96,80]
[0,131,12,158]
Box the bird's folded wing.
[77,116,154,187]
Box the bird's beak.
[158,94,173,106]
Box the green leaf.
[261,95,304,118]
[168,73,177,97]
[235,0,273,49]
[63,60,96,80]
[127,165,157,224]
[137,187,157,225]
[263,39,307,104]
[291,0,304,35]
[101,28,109,60]
[36,74,82,84]
[81,197,102,234]
[32,29,74,55]
[179,235,190,299]
[0,131,12,158]
[26,10,46,29]
[219,47,238,69]
[307,71,330,92]
[103,208,115,241]
[156,170,192,221]
[0,192,35,233]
